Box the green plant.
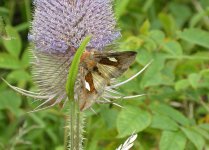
[0,0,209,149]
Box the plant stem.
[70,100,75,149]
[76,100,80,150]
[65,99,84,150]
[65,36,91,150]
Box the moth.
[78,50,137,110]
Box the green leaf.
[143,37,157,51]
[65,36,91,100]
[140,53,166,87]
[2,25,22,57]
[0,53,21,69]
[0,90,22,115]
[150,114,179,131]
[121,36,143,50]
[21,47,31,68]
[193,126,209,141]
[150,103,190,126]
[142,0,154,12]
[117,106,151,137]
[100,106,118,129]
[178,28,209,48]
[181,127,205,150]
[199,124,209,132]
[175,79,190,91]
[0,16,7,38]
[29,113,46,128]
[190,11,207,28]
[160,131,187,150]
[158,13,176,35]
[136,48,153,65]
[115,0,130,18]
[7,70,31,81]
[188,73,201,89]
[149,30,165,45]
[55,146,64,150]
[169,3,192,28]
[140,20,150,34]
[161,60,176,85]
[163,41,183,56]
[15,22,29,32]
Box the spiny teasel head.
[4,0,122,111]
[5,0,151,112]
[30,0,121,53]
[28,0,121,111]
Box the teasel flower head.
[5,0,151,112]
[29,0,121,53]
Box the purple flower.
[30,0,121,53]
[6,0,148,112]
[22,0,121,111]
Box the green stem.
[65,36,91,150]
[64,122,68,149]
[66,100,84,150]
[76,100,80,150]
[70,101,76,150]
[70,100,75,149]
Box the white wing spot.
[85,81,91,91]
[108,57,118,62]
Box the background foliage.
[0,0,209,149]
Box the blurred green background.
[0,0,209,149]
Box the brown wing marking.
[80,71,97,111]
[94,51,137,78]
[99,57,119,66]
[85,72,95,92]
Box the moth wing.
[79,69,107,111]
[78,51,137,111]
[94,51,137,78]
[91,72,107,94]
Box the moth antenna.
[109,60,153,88]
